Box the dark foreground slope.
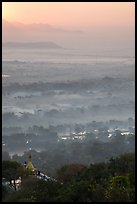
[2,153,135,202]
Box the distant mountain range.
[2,42,63,49]
[2,19,83,33]
[2,19,83,45]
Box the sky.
[2,2,135,54]
[2,2,135,27]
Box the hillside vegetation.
[2,153,135,202]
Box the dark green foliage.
[2,153,135,202]
[3,177,62,202]
[56,163,86,184]
[108,153,135,176]
[2,160,23,189]
[2,160,30,192]
[105,175,134,202]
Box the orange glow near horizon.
[2,2,135,27]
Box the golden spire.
[26,153,36,173]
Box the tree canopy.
[2,153,135,202]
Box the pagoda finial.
[26,152,36,173]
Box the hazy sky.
[2,2,135,27]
